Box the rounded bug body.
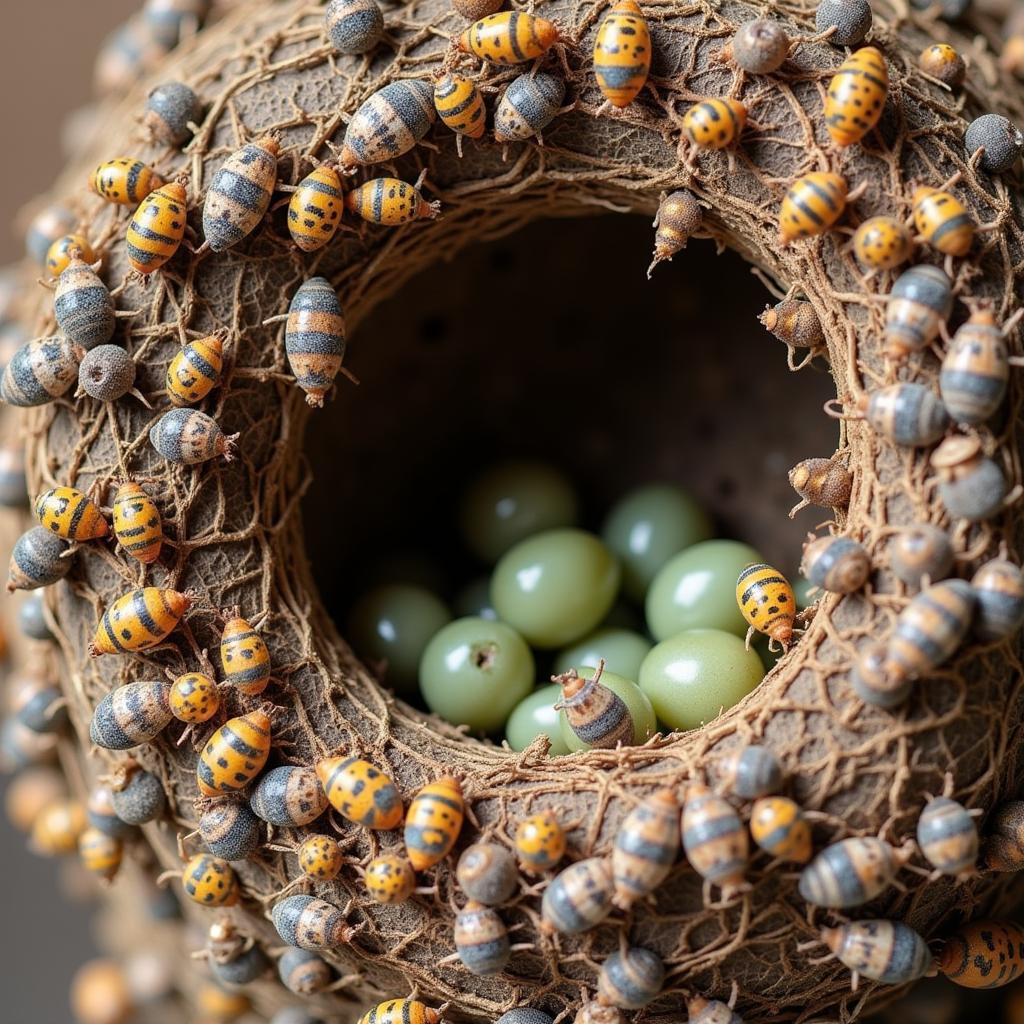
[759,300,824,349]
[212,944,269,986]
[18,594,52,640]
[919,43,966,87]
[365,853,416,902]
[720,744,783,799]
[890,524,953,589]
[144,81,203,145]
[126,180,188,274]
[514,810,567,872]
[325,0,384,54]
[183,852,240,906]
[939,310,1009,425]
[298,835,343,880]
[199,800,262,860]
[278,947,330,995]
[798,836,904,908]
[824,47,888,147]
[851,642,912,708]
[169,672,219,723]
[344,177,441,224]
[110,768,165,824]
[285,277,347,408]
[971,559,1024,642]
[220,614,271,695]
[357,1001,441,1024]
[112,481,162,563]
[26,203,77,265]
[888,578,975,680]
[965,114,1023,174]
[913,187,975,257]
[917,795,978,879]
[77,344,137,402]
[685,997,743,1024]
[250,765,327,827]
[822,920,933,985]
[457,842,519,905]
[611,788,680,908]
[144,0,209,48]
[90,158,163,205]
[197,710,272,798]
[750,795,812,862]
[937,920,1024,988]
[852,216,913,272]
[597,946,664,1009]
[497,1011,553,1024]
[90,681,173,750]
[434,74,487,140]
[339,81,435,166]
[288,166,345,251]
[860,382,951,446]
[802,535,871,594]
[166,332,224,406]
[7,769,66,833]
[316,754,403,829]
[683,98,747,150]
[931,436,1008,522]
[555,664,633,748]
[816,0,871,45]
[7,527,71,591]
[1,336,79,407]
[458,12,559,64]
[150,408,237,464]
[649,190,702,273]
[682,784,749,894]
[89,587,191,656]
[593,0,651,108]
[54,257,115,350]
[778,172,848,245]
[271,894,354,950]
[405,776,464,870]
[87,785,133,839]
[454,900,510,975]
[727,18,789,74]
[984,801,1024,871]
[494,72,566,142]
[884,264,953,359]
[34,486,108,541]
[540,857,615,934]
[789,457,852,515]
[79,826,123,881]
[31,798,86,855]
[202,135,279,251]
[46,234,97,278]
[736,562,796,647]
[13,676,66,733]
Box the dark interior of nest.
[302,213,836,699]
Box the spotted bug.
[457,843,518,906]
[126,180,188,274]
[554,661,633,748]
[79,826,123,881]
[111,481,163,564]
[540,857,615,934]
[778,172,848,246]
[271,894,357,950]
[220,614,271,695]
[298,835,344,881]
[852,216,912,271]
[89,587,191,656]
[90,158,164,206]
[7,527,71,592]
[166,332,224,406]
[90,681,173,750]
[284,277,349,409]
[87,784,133,839]
[683,98,747,150]
[789,456,852,517]
[801,535,871,594]
[939,309,1009,425]
[344,177,441,225]
[822,920,933,986]
[288,166,345,252]
[890,523,953,589]
[26,203,76,265]
[719,744,783,799]
[514,809,567,873]
[799,836,908,908]
[851,642,912,709]
[597,946,664,1009]
[278,947,331,995]
[884,264,953,360]
[202,135,279,251]
[339,81,436,166]
[365,853,417,902]
[197,710,272,797]
[917,796,978,879]
[853,382,951,447]
[455,901,510,975]
[434,74,487,141]
[183,852,240,906]
[682,784,749,896]
[611,788,680,909]
[937,920,1024,988]
[316,754,403,829]
[405,776,465,870]
[34,486,108,541]
[170,672,219,724]
[972,559,1024,642]
[250,766,327,827]
[149,408,238,464]
[647,190,702,276]
[750,795,812,863]
[199,800,262,860]
[144,81,203,145]
[888,579,975,681]
[913,186,975,257]
[920,43,966,87]
[357,1001,441,1024]
[196,983,249,1022]
[31,798,86,855]
[736,562,796,650]
[54,256,115,351]
[931,435,1008,523]
[494,72,566,142]
[593,0,651,108]
[824,47,888,147]
[6,768,66,834]
[144,0,209,48]
[685,997,742,1024]
[458,12,559,65]
[46,235,97,278]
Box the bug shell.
[497,1011,553,1024]
[199,800,262,860]
[682,784,749,892]
[1,335,80,407]
[822,920,933,985]
[54,256,116,351]
[514,810,567,872]
[494,72,565,142]
[861,382,950,447]
[271,894,355,950]
[17,593,52,641]
[7,527,71,592]
[649,190,702,272]
[685,997,742,1024]
[202,135,279,251]
[939,310,1008,425]
[78,826,123,881]
[555,664,633,748]
[801,535,871,594]
[575,1001,623,1024]
[325,0,384,54]
[298,834,344,880]
[250,765,327,827]
[149,408,238,464]
[111,481,162,564]
[316,754,403,829]
[824,47,888,147]
[278,947,331,995]
[964,114,1023,174]
[127,180,188,274]
[457,841,519,904]
[919,43,966,87]
[87,784,134,839]
[816,0,872,46]
[890,524,953,589]
[983,800,1024,871]
[459,12,559,64]
[971,559,1024,642]
[144,81,203,145]
[345,177,441,225]
[683,98,747,150]
[593,0,651,108]
[183,852,240,906]
[540,856,615,934]
[26,203,77,265]
[759,300,824,349]
[31,798,86,854]
[89,587,191,656]
[0,444,26,506]
[357,1000,441,1024]
[89,681,173,750]
[750,795,812,862]
[288,166,345,252]
[913,186,975,257]
[197,711,272,797]
[884,264,953,359]
[727,18,789,74]
[434,74,487,139]
[778,172,848,245]
[789,457,852,512]
[851,642,912,708]
[405,776,465,870]
[454,900,511,975]
[90,158,163,205]
[597,946,665,1008]
[340,81,436,166]
[46,234,97,278]
[853,216,913,271]
[720,744,783,799]
[798,836,905,908]
[736,563,796,646]
[889,578,975,680]
[212,944,269,986]
[166,332,224,406]
[931,435,1008,522]
[5,767,66,833]
[34,486,108,541]
[220,615,271,695]
[285,277,347,408]
[937,920,1024,988]
[611,788,680,909]
[110,768,166,825]
[169,671,219,723]
[917,795,978,878]
[77,345,137,402]
[144,0,210,48]
[365,854,416,901]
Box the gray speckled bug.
[799,836,909,908]
[89,681,173,750]
[7,527,71,592]
[802,535,871,594]
[726,18,790,73]
[890,524,954,589]
[851,643,912,709]
[910,0,971,20]
[250,765,328,827]
[199,801,262,860]
[456,842,519,905]
[720,744,783,799]
[77,344,142,402]
[278,947,332,995]
[0,444,26,506]
[497,1011,553,1024]
[202,135,279,251]
[110,768,166,824]
[143,0,209,49]
[211,944,269,986]
[339,81,436,166]
[1,336,80,407]
[54,257,115,350]
[454,901,511,975]
[144,81,203,145]
[150,408,238,464]
[815,0,872,46]
[494,73,566,142]
[16,682,67,733]
[931,436,1008,522]
[964,114,1023,174]
[917,795,978,879]
[884,264,953,361]
[283,277,348,408]
[26,204,76,265]
[820,920,933,987]
[325,0,384,55]
[971,559,1024,641]
[18,593,53,640]
[87,785,135,839]
[597,947,665,1009]
[271,894,358,951]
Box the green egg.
[553,628,652,681]
[347,583,452,694]
[453,576,498,621]
[491,529,620,648]
[556,666,657,752]
[419,617,535,732]
[638,628,765,732]
[645,539,762,642]
[505,684,570,754]
[460,460,578,564]
[602,483,713,601]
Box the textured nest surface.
[8,0,1024,1021]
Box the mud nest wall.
[7,0,1024,1021]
